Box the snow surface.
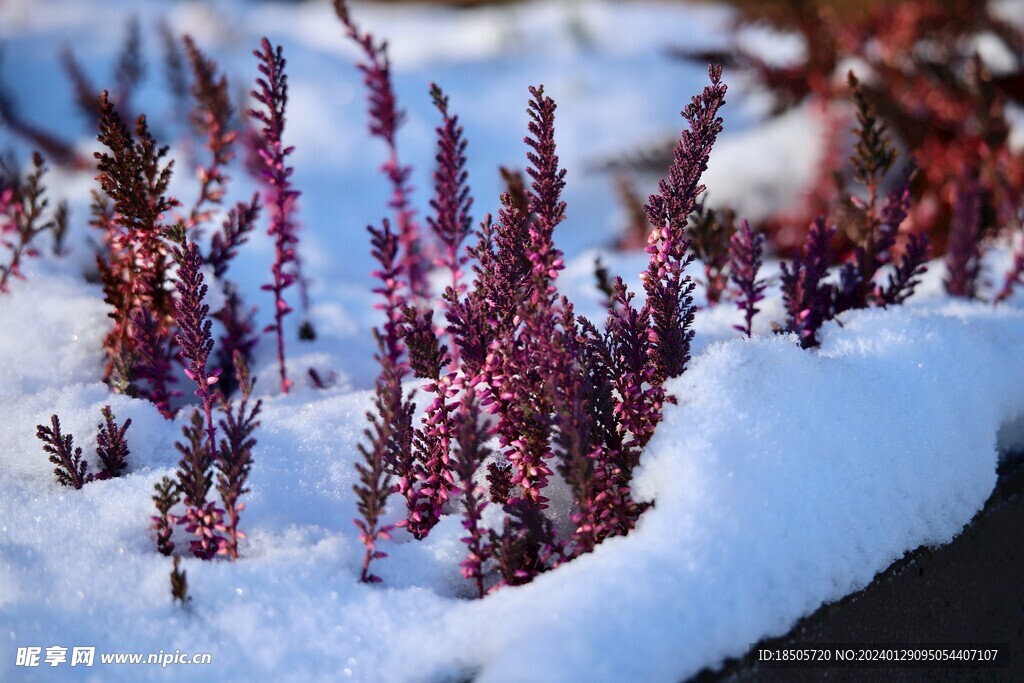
[2,1,1024,682]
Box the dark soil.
[691,453,1024,683]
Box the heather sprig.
[114,16,144,122]
[780,217,836,349]
[159,22,189,117]
[60,46,100,124]
[130,308,179,418]
[0,153,55,294]
[95,92,180,397]
[215,352,262,560]
[249,37,300,394]
[353,333,403,584]
[50,200,69,257]
[604,280,664,451]
[486,461,514,505]
[832,75,914,312]
[175,409,225,560]
[728,219,765,337]
[642,65,726,381]
[848,71,896,219]
[593,258,615,309]
[945,174,984,299]
[487,500,558,591]
[877,233,930,307]
[403,307,457,538]
[450,387,491,598]
[366,221,419,531]
[171,234,221,456]
[428,84,473,311]
[183,36,236,232]
[151,476,181,556]
[214,286,259,397]
[209,195,261,281]
[334,0,429,302]
[95,406,131,480]
[35,415,91,489]
[481,84,569,510]
[575,316,645,548]
[688,202,736,306]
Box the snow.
[2,1,1023,681]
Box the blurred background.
[1,0,1022,373]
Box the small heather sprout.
[728,219,765,337]
[781,218,836,349]
[175,410,225,560]
[151,476,181,556]
[353,334,402,584]
[687,202,736,307]
[215,352,263,560]
[36,415,91,489]
[170,556,189,605]
[945,173,984,299]
[1,153,56,294]
[95,405,131,480]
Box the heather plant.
[35,407,134,488]
[335,0,734,591]
[353,333,402,584]
[428,84,474,325]
[0,153,58,294]
[780,73,930,347]
[94,90,179,400]
[780,218,836,349]
[642,64,726,382]
[62,16,142,127]
[403,307,457,538]
[450,386,491,598]
[215,352,263,560]
[182,36,236,232]
[945,173,984,299]
[174,409,225,560]
[675,0,1024,256]
[171,230,221,456]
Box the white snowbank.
[2,259,1023,682]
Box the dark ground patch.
[691,454,1024,683]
